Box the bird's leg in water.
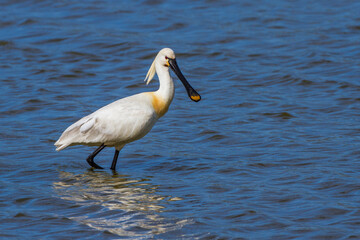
[86,144,106,169]
[110,150,120,170]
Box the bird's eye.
[165,56,168,60]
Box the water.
[1,0,360,238]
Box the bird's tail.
[54,141,70,151]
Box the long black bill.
[168,58,201,102]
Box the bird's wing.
[55,93,157,151]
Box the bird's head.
[144,48,201,102]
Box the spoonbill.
[54,48,201,170]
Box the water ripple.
[1,0,360,239]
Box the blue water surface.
[1,0,360,239]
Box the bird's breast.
[148,92,170,118]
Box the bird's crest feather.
[144,57,156,85]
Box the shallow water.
[1,0,360,239]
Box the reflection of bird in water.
[53,171,190,237]
[54,48,201,170]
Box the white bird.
[54,48,201,170]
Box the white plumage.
[55,48,201,170]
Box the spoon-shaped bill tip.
[189,90,201,102]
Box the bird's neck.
[154,62,175,105]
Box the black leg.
[110,150,119,170]
[86,144,106,169]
